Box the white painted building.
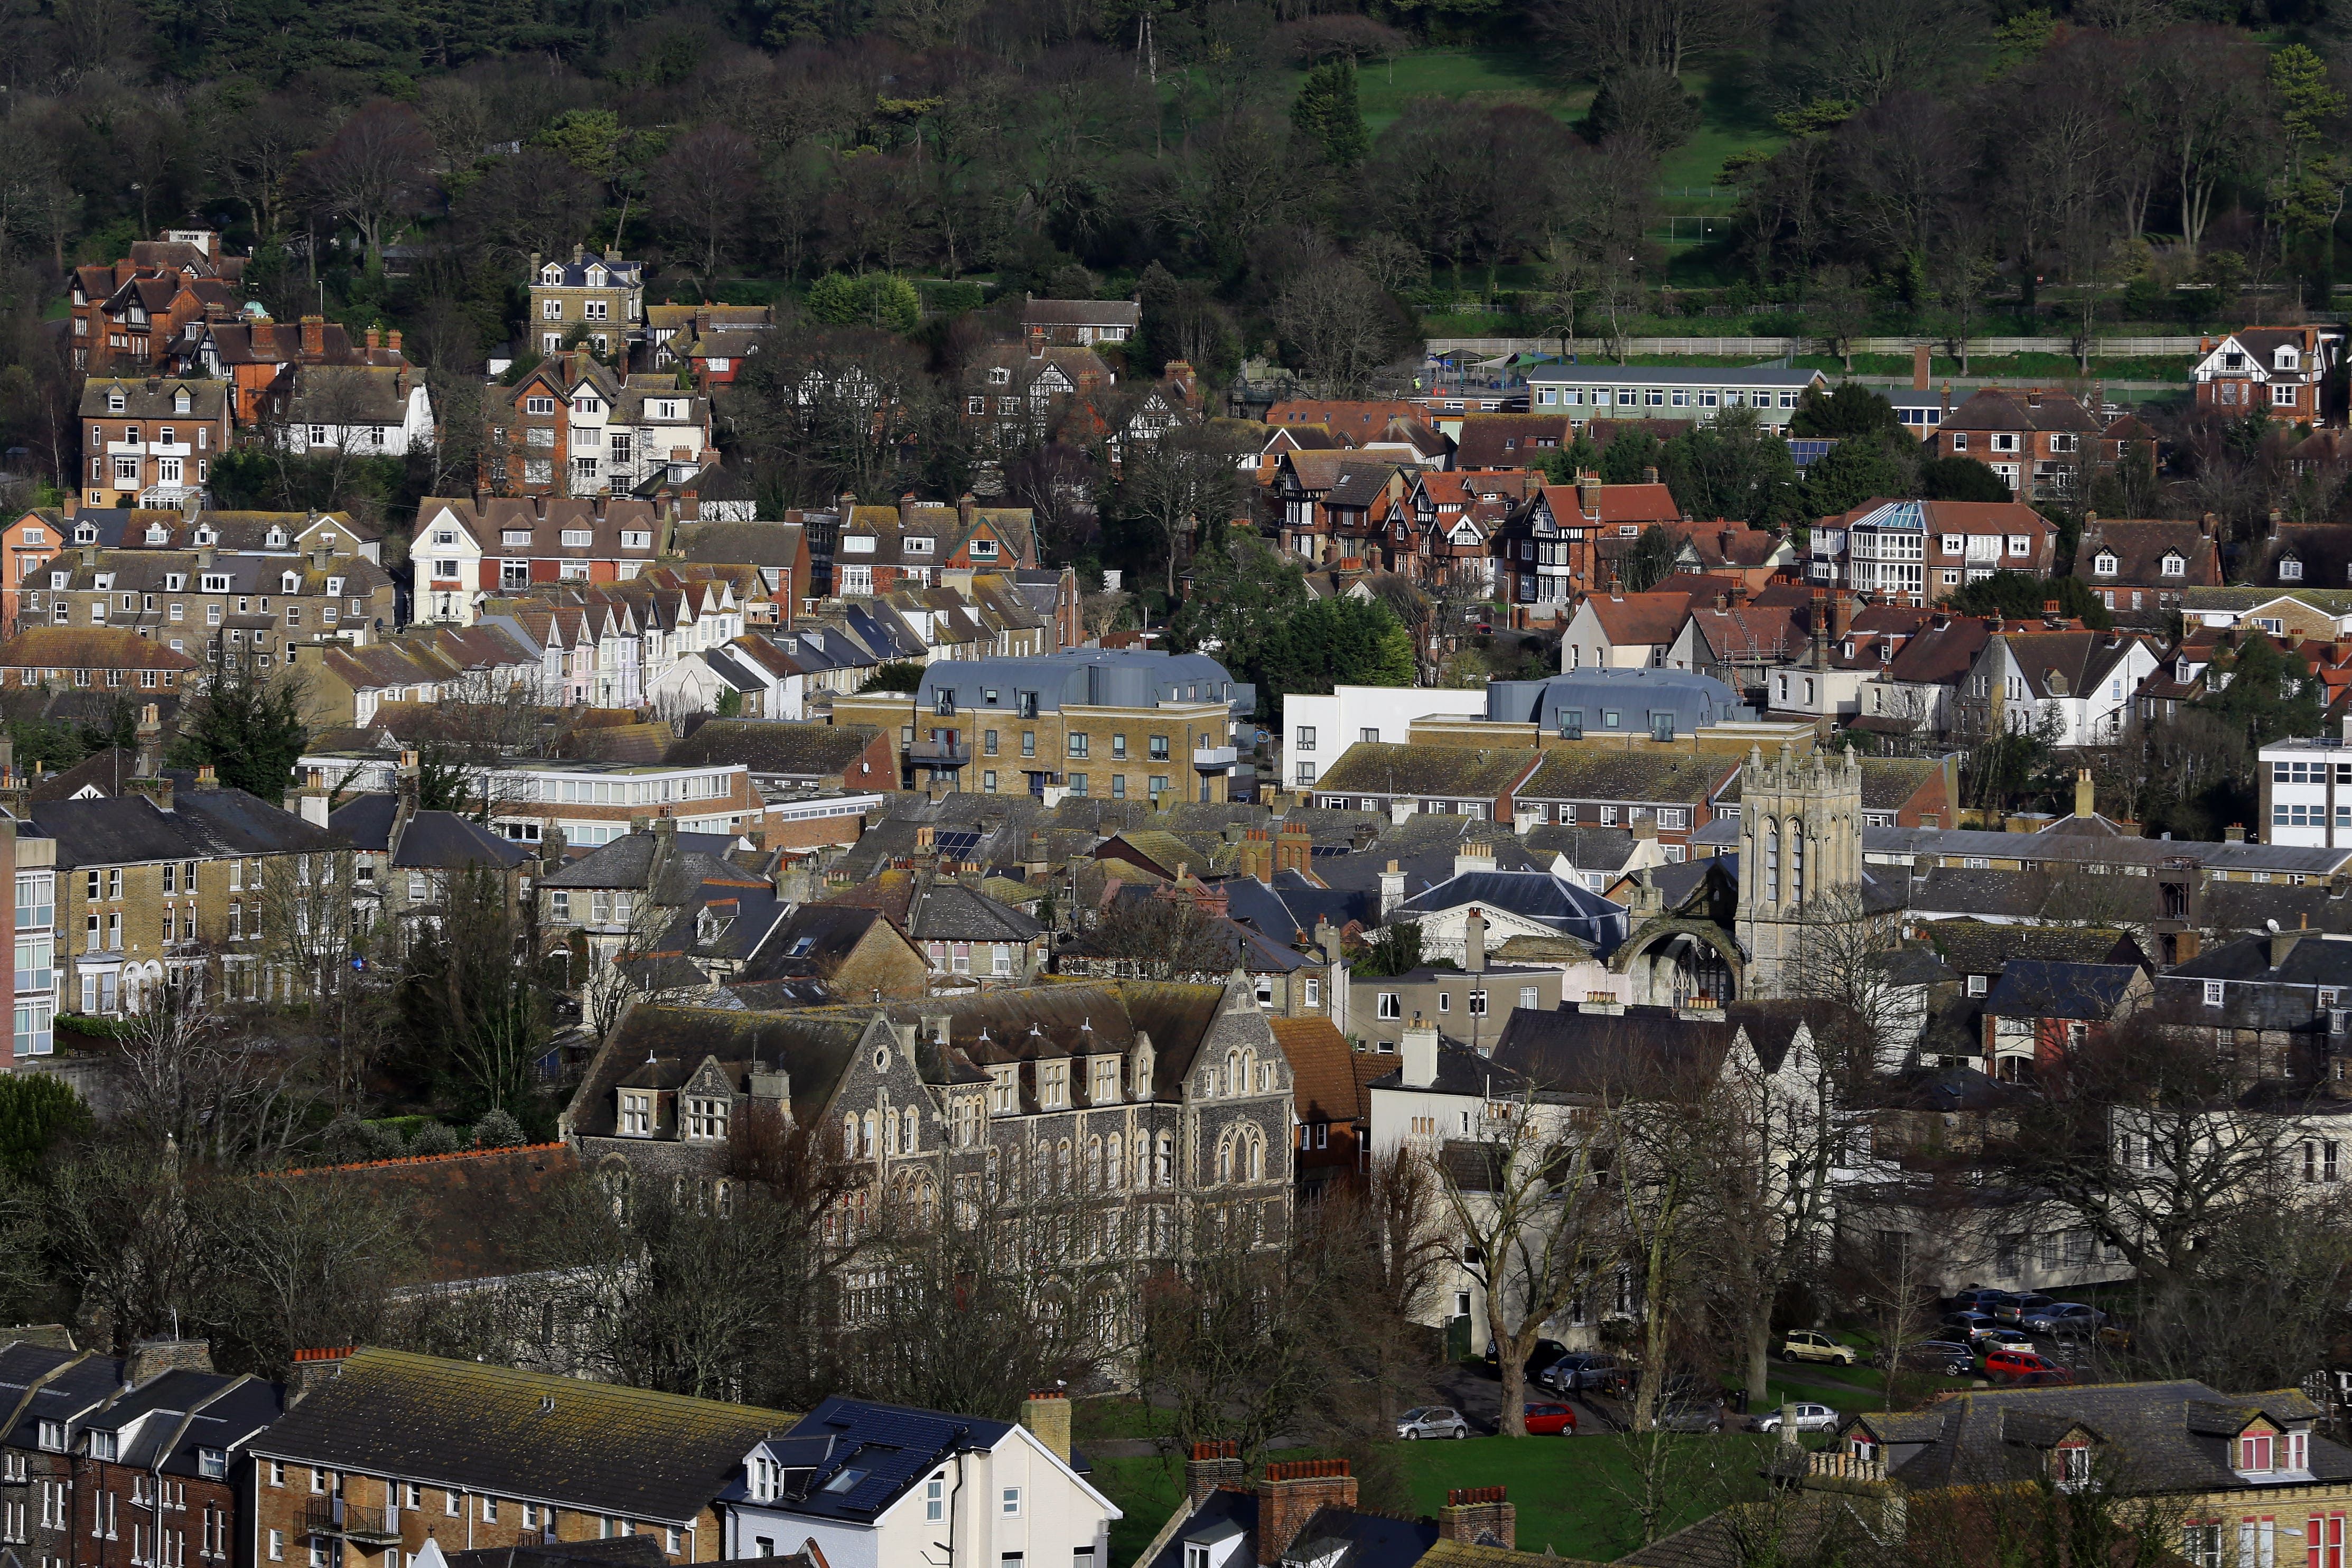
[2261,729,2352,847]
[721,1396,1117,1568]
[1283,685,1486,790]
[1522,362,1826,432]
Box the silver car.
[2021,1303,2107,1337]
[1397,1406,1469,1440]
[1748,1402,1841,1434]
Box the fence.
[1426,335,2208,359]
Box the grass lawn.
[1393,1432,1793,1560]
[1093,1453,1187,1567]
[1073,1394,1168,1446]
[1350,49,1586,135]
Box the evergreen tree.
[1599,429,1663,484]
[1291,62,1369,169]
[1798,434,1911,518]
[0,1075,90,1180]
[1945,570,2112,629]
[1918,455,2012,502]
[164,665,310,801]
[1659,406,1803,528]
[1788,382,1904,440]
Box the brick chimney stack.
[300,315,326,357]
[1275,820,1313,875]
[1184,1442,1243,1509]
[1238,828,1272,883]
[1255,1461,1356,1565]
[1439,1488,1516,1551]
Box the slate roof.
[822,870,1042,944]
[1390,868,1629,953]
[1141,1488,1441,1568]
[1979,958,2143,1020]
[2075,519,2222,589]
[393,813,531,871]
[1920,920,2141,976]
[1021,297,1141,329]
[1314,743,1540,799]
[1850,1380,2352,1495]
[443,1538,670,1568]
[2251,523,2352,590]
[253,1348,794,1522]
[667,721,880,779]
[755,1396,1058,1524]
[1519,750,1735,805]
[79,378,229,421]
[97,1368,283,1477]
[539,828,741,890]
[1996,630,2153,701]
[674,521,805,569]
[266,1145,578,1286]
[30,777,344,868]
[1482,1000,1827,1096]
[735,905,898,985]
[1937,387,2100,435]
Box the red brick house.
[1451,414,1574,472]
[175,317,414,430]
[68,232,247,374]
[1268,1015,1382,1190]
[832,494,1039,595]
[79,378,232,507]
[1927,387,2161,503]
[2192,326,2345,426]
[2071,515,2222,622]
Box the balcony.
[304,1501,400,1545]
[1192,745,1238,773]
[909,739,969,770]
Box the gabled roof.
[754,1396,1100,1525]
[1576,591,1693,648]
[0,628,201,671]
[252,1348,794,1522]
[1991,629,2153,701]
[1268,1016,1382,1128]
[1979,958,2143,1020]
[2075,519,2220,588]
[1938,387,2100,434]
[1519,749,1736,805]
[1021,297,1141,329]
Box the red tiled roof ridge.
[270,1141,568,1177]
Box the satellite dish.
[2266,918,2282,933]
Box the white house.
[285,365,436,456]
[1283,685,1486,791]
[1960,629,2160,748]
[722,1395,1118,1568]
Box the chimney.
[573,242,585,265]
[125,1339,212,1385]
[958,492,976,529]
[2226,823,2246,843]
[365,326,380,351]
[299,315,325,357]
[1239,828,1272,882]
[1453,839,1496,879]
[1642,465,1659,485]
[1276,822,1313,876]
[1466,908,1486,973]
[1186,1443,1243,1508]
[286,1346,355,1404]
[193,765,218,791]
[1401,1014,1439,1088]
[1912,345,1930,391]
[1439,1488,1516,1552]
[2074,768,2095,821]
[1018,1390,1071,1465]
[1831,590,1855,642]
[387,329,402,355]
[2274,928,2303,971]
[1379,859,1407,919]
[1255,1461,1357,1566]
[135,703,163,777]
[1577,472,1600,518]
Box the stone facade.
[1734,744,1864,994]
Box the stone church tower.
[1734,743,1864,994]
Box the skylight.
[820,1467,869,1494]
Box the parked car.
[1748,1403,1841,1434]
[1654,1401,1726,1434]
[1948,1288,2016,1313]
[1540,1353,1623,1394]
[1780,1330,1858,1366]
[1940,1311,1999,1340]
[2022,1303,2107,1337]
[1982,1349,2072,1385]
[1486,1338,1571,1380]
[1967,1326,2035,1353]
[1993,1293,2057,1325]
[1397,1406,1470,1440]
[1873,1340,1976,1376]
[1523,1403,1578,1436]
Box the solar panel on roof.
[935,830,982,856]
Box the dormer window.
[905,536,932,554]
[326,577,343,596]
[194,527,216,545]
[2161,553,2186,577]
[282,573,300,592]
[988,368,1011,386]
[2178,658,2192,683]
[586,267,607,287]
[165,574,185,592]
[2282,557,2304,581]
[93,574,113,592]
[88,1430,117,1461]
[2094,552,2117,576]
[146,524,169,544]
[173,389,191,414]
[2054,1443,2090,1489]
[266,527,286,547]
[2279,347,2301,370]
[107,390,125,414]
[75,524,96,544]
[541,264,564,284]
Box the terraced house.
[0,1337,283,1568]
[565,977,1294,1280]
[831,495,1040,596]
[30,765,349,1014]
[249,1347,785,1567]
[35,547,396,671]
[80,377,232,507]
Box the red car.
[1523,1403,1578,1435]
[1983,1349,2073,1385]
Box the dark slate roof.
[393,813,531,871]
[1221,872,1371,943]
[1854,1380,2352,1495]
[0,1343,90,1450]
[758,1396,1023,1524]
[31,778,344,867]
[1140,1488,1439,1568]
[910,882,1041,943]
[1391,869,1630,954]
[1483,1000,1828,1096]
[541,828,740,889]
[1921,920,2144,976]
[666,721,883,779]
[250,1348,795,1522]
[1980,959,2142,1020]
[98,1369,283,1476]
[328,794,401,852]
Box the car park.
[1654,1402,1726,1433]
[1523,1403,1578,1435]
[1940,1311,1999,1340]
[1779,1330,1858,1366]
[1982,1349,2071,1385]
[1540,1353,1623,1394]
[1994,1294,2056,1325]
[2022,1303,2107,1336]
[1748,1403,1841,1434]
[1397,1406,1470,1439]
[1968,1325,2034,1353]
[1486,1338,1571,1380]
[1948,1288,2015,1313]
[1873,1340,1976,1376]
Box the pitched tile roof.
[2075,518,2221,588]
[1519,749,1737,804]
[1269,1016,1382,1127]
[0,627,201,671]
[1313,743,1541,799]
[1579,591,1694,647]
[254,1348,795,1522]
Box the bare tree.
[1529,0,1768,80]
[1113,423,1250,600]
[1435,1087,1614,1436]
[652,125,757,278]
[298,100,435,272]
[1272,262,1401,398]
